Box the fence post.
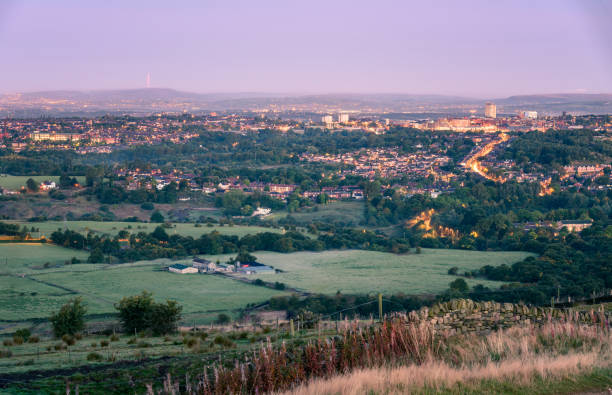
[378,293,383,323]
[290,319,294,337]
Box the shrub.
[90,342,98,348]
[50,298,86,337]
[74,333,83,340]
[213,335,234,348]
[2,339,12,347]
[14,328,31,341]
[12,336,24,345]
[127,337,137,345]
[62,334,75,346]
[215,313,231,325]
[86,352,104,362]
[184,337,197,348]
[140,202,154,210]
[150,211,164,223]
[137,341,151,348]
[100,340,109,347]
[0,349,12,358]
[109,334,119,342]
[199,332,208,341]
[28,336,40,344]
[53,343,65,351]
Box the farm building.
[192,257,216,272]
[237,261,274,275]
[168,263,198,274]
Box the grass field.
[0,243,91,274]
[209,249,534,295]
[270,201,365,225]
[0,259,286,322]
[8,220,285,239]
[0,175,85,190]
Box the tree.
[50,298,86,337]
[26,178,39,192]
[449,278,470,294]
[215,313,230,324]
[151,226,169,241]
[150,210,165,223]
[116,291,153,334]
[221,189,246,215]
[87,248,104,263]
[236,250,257,264]
[115,291,182,335]
[148,300,182,335]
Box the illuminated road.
[462,133,509,182]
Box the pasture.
[8,220,285,239]
[271,201,365,226]
[0,175,85,190]
[0,243,91,274]
[210,249,534,295]
[0,259,285,321]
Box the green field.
[0,243,91,274]
[0,175,85,190]
[8,220,285,239]
[271,201,365,225]
[209,249,534,295]
[0,259,285,321]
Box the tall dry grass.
[287,321,612,395]
[147,319,611,394]
[285,352,603,395]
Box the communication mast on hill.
[146,72,151,88]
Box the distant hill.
[0,89,611,117]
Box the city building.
[522,111,538,119]
[338,113,349,123]
[485,102,497,119]
[321,115,333,124]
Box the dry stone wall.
[407,298,611,335]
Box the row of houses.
[514,220,593,233]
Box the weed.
[86,352,104,362]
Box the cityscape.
[1,1,611,394]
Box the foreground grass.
[287,356,612,395]
[1,318,610,394]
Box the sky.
[0,0,611,97]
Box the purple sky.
[1,0,611,97]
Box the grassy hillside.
[208,249,533,294]
[0,243,90,273]
[0,260,286,322]
[8,220,284,239]
[0,175,86,190]
[270,201,365,225]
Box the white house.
[39,181,57,191]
